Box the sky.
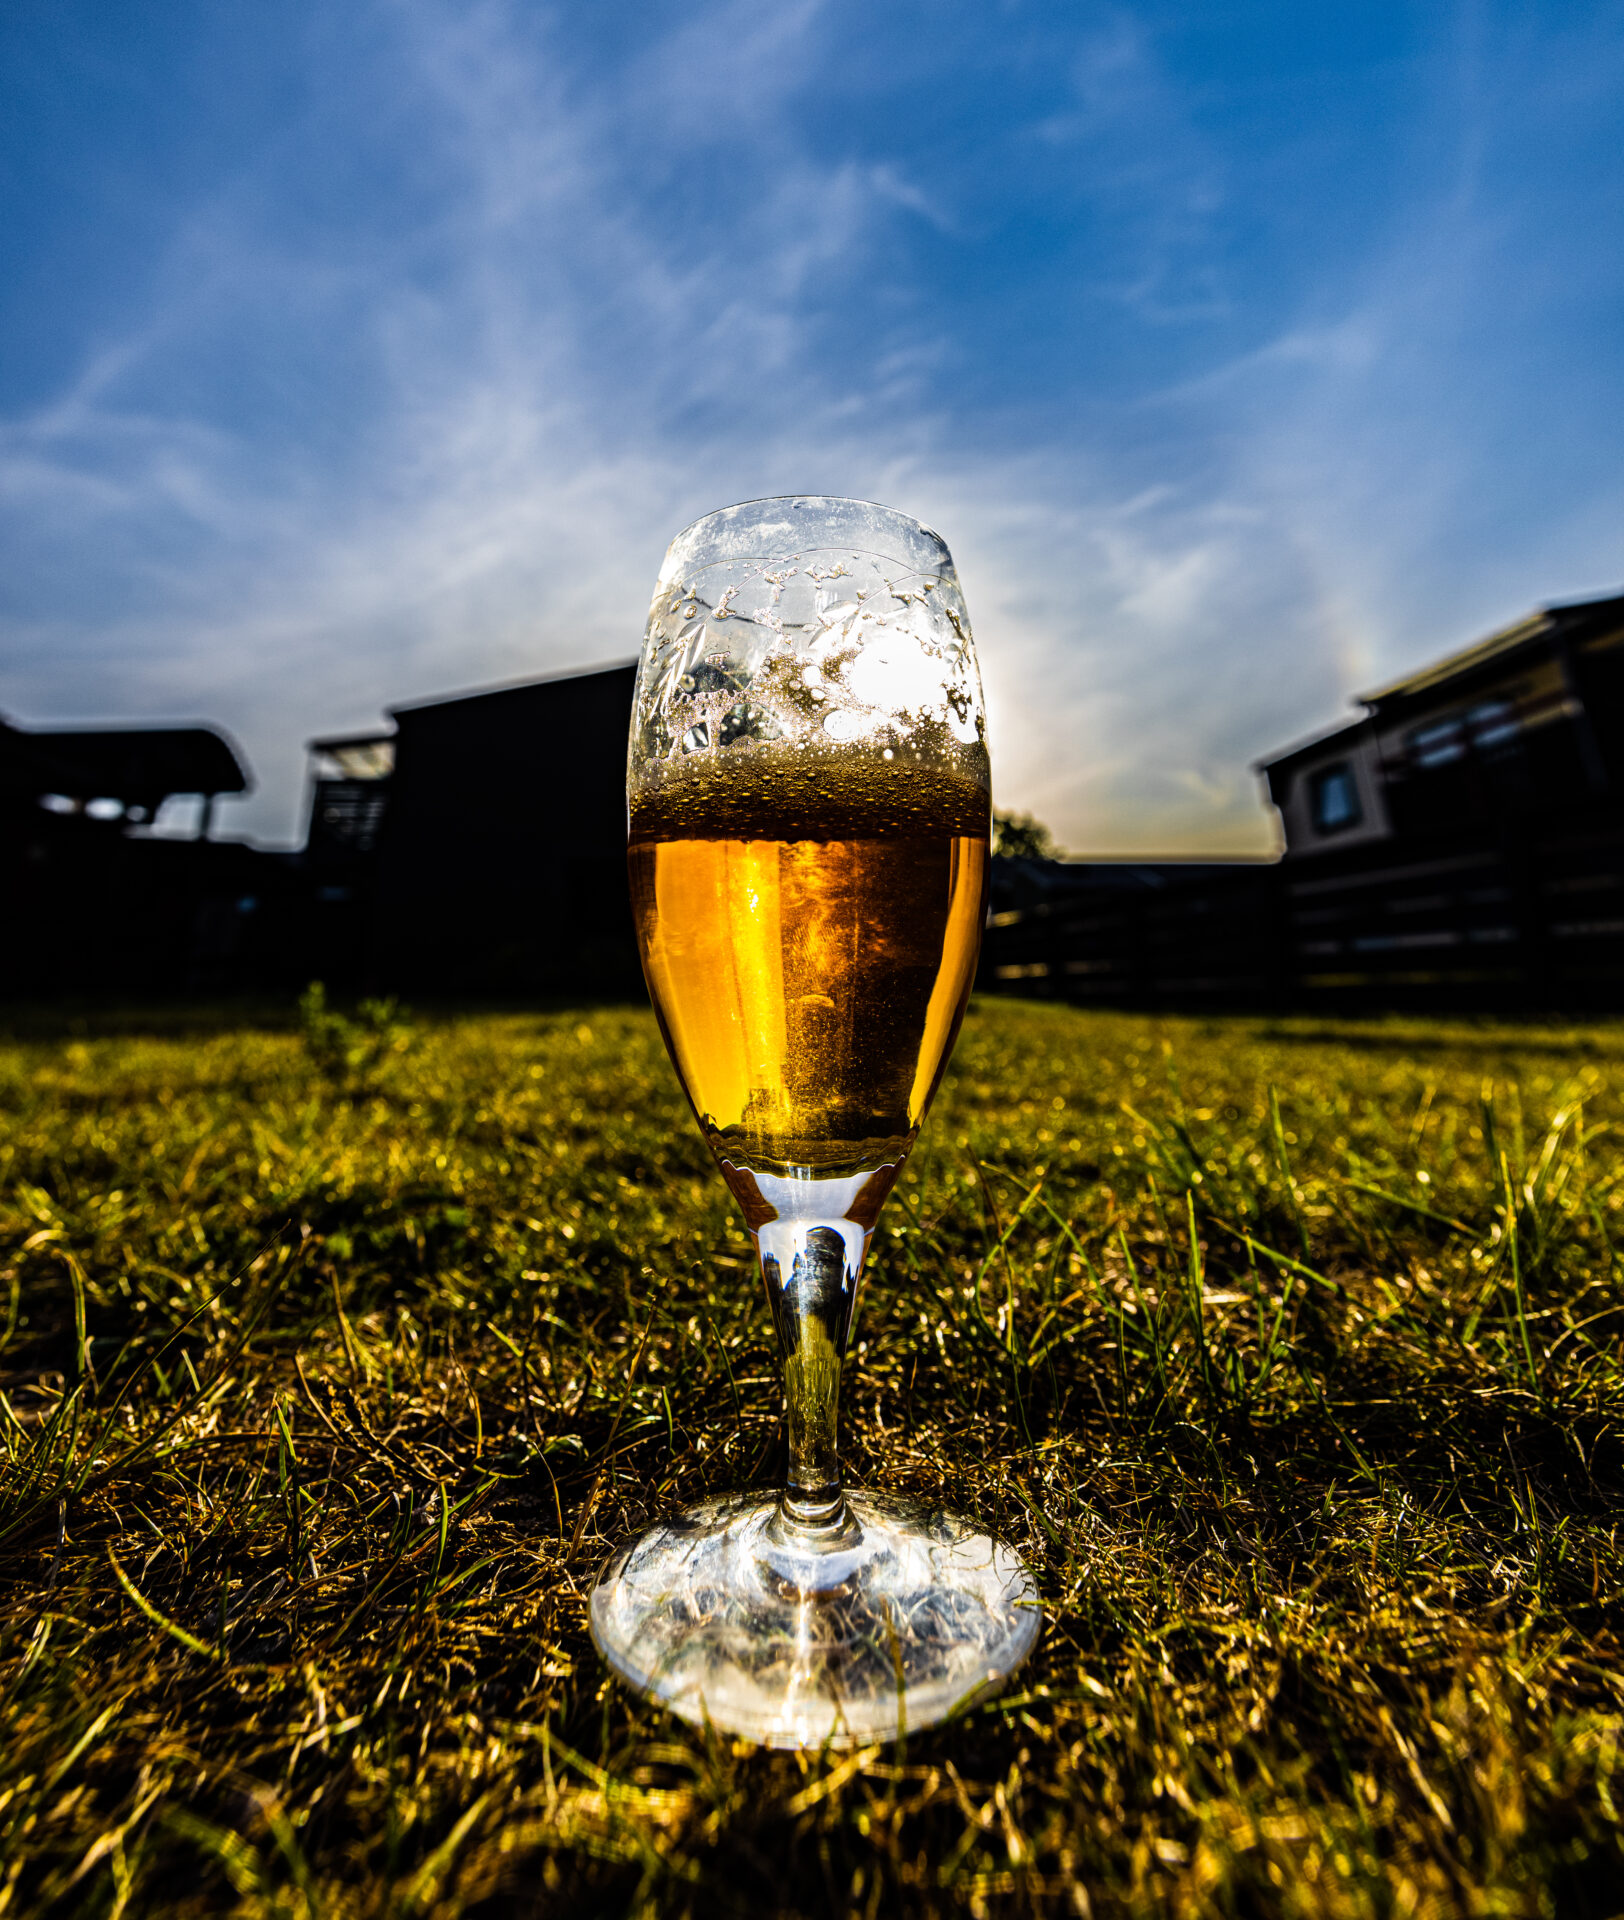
[2,0,1622,854]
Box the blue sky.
[3,0,1621,852]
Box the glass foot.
[589,1490,1041,1749]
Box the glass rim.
[667,493,940,549]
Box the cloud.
[1,0,954,834]
[1029,7,1232,324]
[1,0,1621,861]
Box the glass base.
[589,1490,1040,1749]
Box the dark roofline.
[388,657,639,718]
[993,855,1279,896]
[1354,609,1553,707]
[1356,591,1624,708]
[1045,854,1279,868]
[2,718,252,797]
[1252,712,1372,777]
[15,717,249,752]
[1546,591,1624,619]
[1253,590,1624,776]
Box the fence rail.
[979,824,1624,1011]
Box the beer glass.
[590,496,1038,1747]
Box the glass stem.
[757,1218,863,1540]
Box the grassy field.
[1,995,1622,1918]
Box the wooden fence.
[978,824,1624,1011]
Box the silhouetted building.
[1247,593,1624,1006]
[1260,593,1624,857]
[0,714,278,994]
[980,591,1624,1010]
[362,662,639,995]
[1,718,250,836]
[306,732,395,871]
[294,730,398,985]
[2,662,643,1001]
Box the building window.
[1466,697,1521,753]
[1405,699,1523,773]
[1408,717,1467,768]
[1309,762,1362,834]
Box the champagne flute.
[590,496,1038,1748]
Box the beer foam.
[629,739,989,842]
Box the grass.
[0,995,1622,1918]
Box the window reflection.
[1310,763,1362,833]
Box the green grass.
[1,996,1622,1918]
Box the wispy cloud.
[1,0,1620,856]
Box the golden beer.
[629,748,988,1223]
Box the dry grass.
[1,996,1622,1918]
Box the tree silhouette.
[992,810,1058,860]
